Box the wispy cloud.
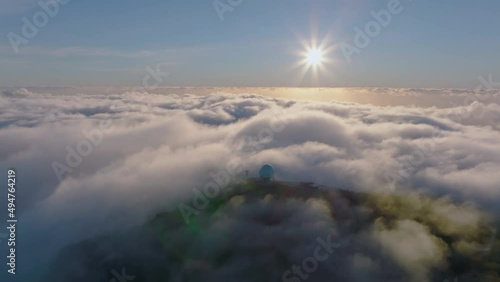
[0,0,40,15]
[0,45,156,58]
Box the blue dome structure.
[259,164,275,181]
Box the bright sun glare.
[294,37,334,83]
[306,49,323,66]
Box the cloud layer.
[0,87,499,281]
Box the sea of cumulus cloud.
[0,87,499,281]
[41,188,497,282]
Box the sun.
[306,48,324,66]
[291,35,337,84]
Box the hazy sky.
[0,0,499,88]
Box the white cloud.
[0,88,499,280]
[0,45,156,58]
[371,219,448,282]
[0,0,39,14]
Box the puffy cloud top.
[0,88,498,281]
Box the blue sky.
[0,0,499,88]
